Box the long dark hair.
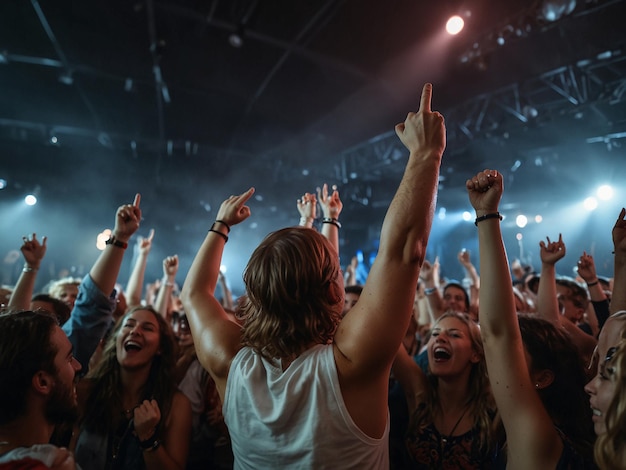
[81,306,178,436]
[518,314,595,460]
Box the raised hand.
[133,398,161,441]
[216,188,255,227]
[297,192,317,225]
[457,249,472,268]
[539,234,566,266]
[317,183,343,219]
[419,257,440,284]
[576,251,597,283]
[114,193,142,242]
[394,83,446,158]
[613,207,626,254]
[137,228,155,255]
[20,233,47,269]
[466,169,503,214]
[163,254,179,278]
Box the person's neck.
[437,372,472,413]
[120,366,151,410]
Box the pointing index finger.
[419,83,433,113]
[133,193,141,207]
[238,187,255,205]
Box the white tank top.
[223,343,389,469]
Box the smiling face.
[442,285,468,314]
[427,315,480,378]
[585,346,619,435]
[116,309,162,369]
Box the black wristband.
[105,236,128,249]
[586,280,599,287]
[214,220,231,233]
[322,218,341,228]
[474,212,502,226]
[139,435,161,452]
[208,229,228,243]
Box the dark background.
[1,0,625,295]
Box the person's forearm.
[90,240,128,296]
[126,252,149,308]
[611,251,626,313]
[477,218,517,337]
[181,232,226,310]
[536,263,561,325]
[7,264,39,310]
[320,221,339,257]
[155,279,174,318]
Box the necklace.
[440,405,469,444]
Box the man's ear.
[32,371,54,395]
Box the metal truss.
[332,52,626,184]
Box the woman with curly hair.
[71,305,192,469]
[181,83,445,468]
[393,311,501,468]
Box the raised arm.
[180,189,254,395]
[577,251,609,334]
[536,234,566,325]
[125,228,155,309]
[7,233,47,311]
[296,192,317,228]
[536,235,597,364]
[155,255,179,321]
[89,194,142,296]
[468,169,562,468]
[420,257,445,320]
[458,249,480,317]
[318,183,343,256]
[63,194,141,371]
[335,83,444,376]
[611,208,626,314]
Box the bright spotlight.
[446,16,464,35]
[438,207,447,220]
[462,211,472,221]
[24,194,37,206]
[597,185,614,201]
[535,215,543,223]
[583,197,598,211]
[516,233,523,241]
[0,179,6,189]
[516,215,528,228]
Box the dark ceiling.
[1,0,625,294]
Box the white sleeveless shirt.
[223,343,389,469]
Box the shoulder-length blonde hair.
[595,334,626,470]
[239,227,343,360]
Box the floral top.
[405,420,500,469]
